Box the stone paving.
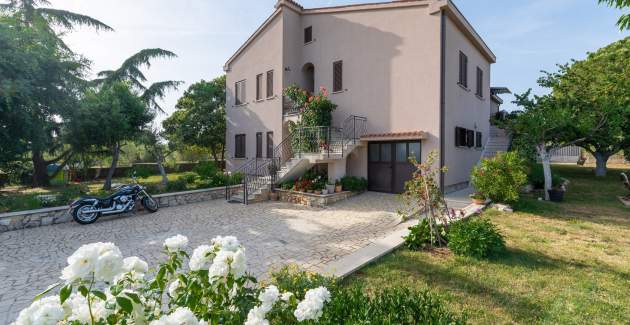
[0,192,402,323]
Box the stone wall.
[0,186,236,233]
[276,190,358,208]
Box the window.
[256,132,263,158]
[455,127,477,148]
[333,60,343,92]
[476,67,483,97]
[369,143,380,162]
[255,74,263,101]
[475,132,483,148]
[235,80,246,105]
[266,132,274,158]
[466,130,475,148]
[235,134,246,158]
[380,143,392,162]
[304,26,312,44]
[266,70,274,98]
[458,51,468,88]
[455,127,467,147]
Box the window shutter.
[466,130,475,148]
[256,74,262,101]
[235,82,241,105]
[256,132,262,158]
[266,70,274,98]
[476,67,483,97]
[333,61,343,92]
[304,26,312,43]
[476,132,482,148]
[266,132,274,158]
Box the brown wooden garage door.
[368,141,421,193]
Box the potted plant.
[335,180,343,193]
[326,181,335,194]
[548,182,567,202]
[470,192,486,205]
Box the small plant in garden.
[340,176,367,192]
[404,219,448,250]
[194,161,220,180]
[448,217,506,259]
[470,192,486,202]
[399,151,454,247]
[165,178,188,192]
[471,151,528,204]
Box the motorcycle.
[69,176,159,225]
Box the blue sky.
[52,0,628,124]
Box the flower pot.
[471,198,486,205]
[326,184,335,194]
[321,189,328,195]
[269,192,279,201]
[548,189,565,202]
[335,185,343,193]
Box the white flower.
[258,285,280,313]
[65,293,112,323]
[167,307,199,325]
[281,292,294,302]
[212,235,240,252]
[245,306,269,325]
[231,248,247,278]
[12,296,64,325]
[189,245,215,271]
[60,243,100,282]
[149,315,171,325]
[208,250,232,279]
[122,256,148,274]
[168,279,182,298]
[164,234,189,251]
[94,249,124,282]
[294,287,331,322]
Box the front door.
[368,141,421,193]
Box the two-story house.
[224,0,502,198]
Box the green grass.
[0,172,192,212]
[344,164,630,324]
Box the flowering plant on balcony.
[284,85,337,127]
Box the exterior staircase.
[481,125,511,160]
[226,115,367,204]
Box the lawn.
[0,172,191,213]
[344,164,630,324]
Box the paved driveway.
[0,192,402,323]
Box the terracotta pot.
[472,198,486,205]
[335,185,342,193]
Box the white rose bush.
[12,235,331,325]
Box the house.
[224,0,507,199]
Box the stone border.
[618,196,630,207]
[275,189,359,208]
[0,186,240,233]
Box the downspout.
[439,10,446,193]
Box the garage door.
[368,141,421,193]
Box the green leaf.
[78,285,89,297]
[116,296,133,313]
[92,290,107,301]
[60,284,73,304]
[33,282,62,302]
[124,292,142,304]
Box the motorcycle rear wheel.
[142,196,159,213]
[72,203,101,225]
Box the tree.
[139,128,173,185]
[66,82,154,190]
[599,0,630,29]
[0,16,87,186]
[90,49,181,189]
[162,76,226,162]
[545,37,630,176]
[0,0,112,51]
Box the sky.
[48,0,629,126]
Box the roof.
[361,131,428,141]
[490,87,511,104]
[224,0,496,71]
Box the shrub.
[165,178,188,192]
[404,219,448,250]
[269,265,337,299]
[280,182,293,190]
[471,151,527,203]
[180,172,198,185]
[448,217,506,258]
[129,165,152,179]
[340,176,368,192]
[528,164,563,189]
[194,161,219,180]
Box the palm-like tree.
[0,0,113,50]
[94,48,183,113]
[94,48,183,189]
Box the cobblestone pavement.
[0,192,402,323]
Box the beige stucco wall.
[225,13,284,171]
[443,14,492,188]
[281,5,442,166]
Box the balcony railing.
[282,96,301,116]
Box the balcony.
[283,96,301,116]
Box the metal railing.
[225,157,275,204]
[342,115,367,145]
[282,96,301,116]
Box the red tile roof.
[361,131,427,140]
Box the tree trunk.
[156,152,168,185]
[31,149,50,187]
[537,144,552,201]
[593,151,611,177]
[103,143,120,191]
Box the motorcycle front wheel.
[142,196,159,213]
[72,203,101,225]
